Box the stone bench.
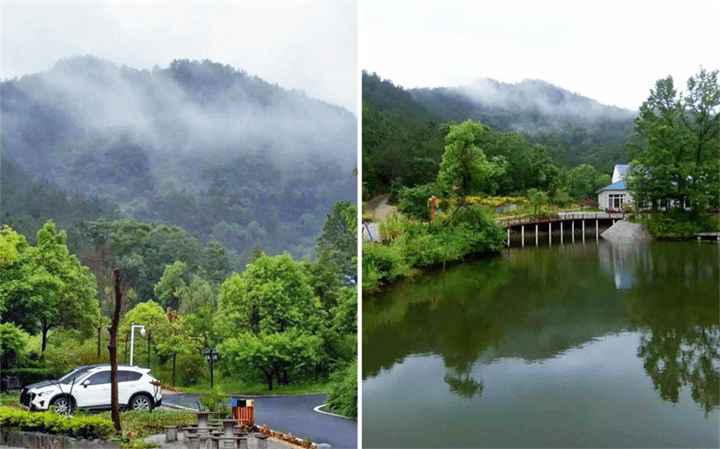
[209,434,249,449]
[164,425,179,442]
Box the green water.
[362,240,719,448]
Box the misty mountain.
[1,56,356,265]
[410,78,636,133]
[362,71,635,191]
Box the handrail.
[501,212,628,227]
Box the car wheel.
[51,396,74,415]
[130,394,152,411]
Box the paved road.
[162,393,356,448]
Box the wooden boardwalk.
[694,232,720,243]
[500,212,628,227]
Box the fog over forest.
[1,55,357,266]
[410,77,636,134]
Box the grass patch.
[0,393,20,406]
[363,206,505,294]
[100,409,196,439]
[178,378,331,396]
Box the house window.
[609,193,625,210]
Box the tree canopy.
[627,68,720,211]
[435,120,506,208]
[0,221,100,353]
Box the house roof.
[615,164,629,176]
[597,180,627,193]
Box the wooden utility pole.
[108,269,123,433]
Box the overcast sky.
[362,0,720,111]
[1,1,358,113]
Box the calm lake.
[362,240,719,448]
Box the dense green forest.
[1,201,357,415]
[0,56,358,417]
[1,56,356,267]
[362,70,633,198]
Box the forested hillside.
[362,70,634,197]
[1,56,357,266]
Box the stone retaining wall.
[0,430,121,449]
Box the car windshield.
[57,366,92,384]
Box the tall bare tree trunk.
[108,270,123,434]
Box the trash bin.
[231,398,255,426]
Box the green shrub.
[362,242,410,294]
[0,323,29,369]
[2,367,56,386]
[55,414,115,439]
[362,206,505,294]
[326,359,357,419]
[0,406,114,439]
[398,184,435,220]
[378,213,409,241]
[175,352,205,386]
[645,210,718,240]
[117,409,196,438]
[199,386,230,418]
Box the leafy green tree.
[176,274,219,349]
[315,201,356,284]
[527,189,549,216]
[201,241,231,285]
[154,261,189,309]
[215,253,324,338]
[120,300,168,369]
[0,226,25,269]
[552,187,572,207]
[219,330,323,390]
[627,69,720,211]
[682,67,720,210]
[566,164,601,202]
[0,323,28,369]
[326,359,358,419]
[155,310,204,386]
[480,132,558,194]
[0,221,100,354]
[398,184,436,220]
[435,120,505,211]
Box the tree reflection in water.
[616,242,720,417]
[364,241,719,414]
[444,371,484,399]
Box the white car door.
[74,371,111,408]
[118,370,143,405]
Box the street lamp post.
[204,348,219,388]
[130,323,146,366]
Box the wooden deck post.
[572,221,575,243]
[535,224,538,246]
[560,221,563,244]
[582,220,585,244]
[507,228,510,247]
[521,225,524,248]
[596,219,599,241]
[549,222,552,245]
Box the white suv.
[20,364,162,414]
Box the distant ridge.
[409,77,635,133]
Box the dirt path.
[365,194,397,222]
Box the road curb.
[161,402,197,411]
[312,404,354,420]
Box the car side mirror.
[82,380,90,388]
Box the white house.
[598,164,632,211]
